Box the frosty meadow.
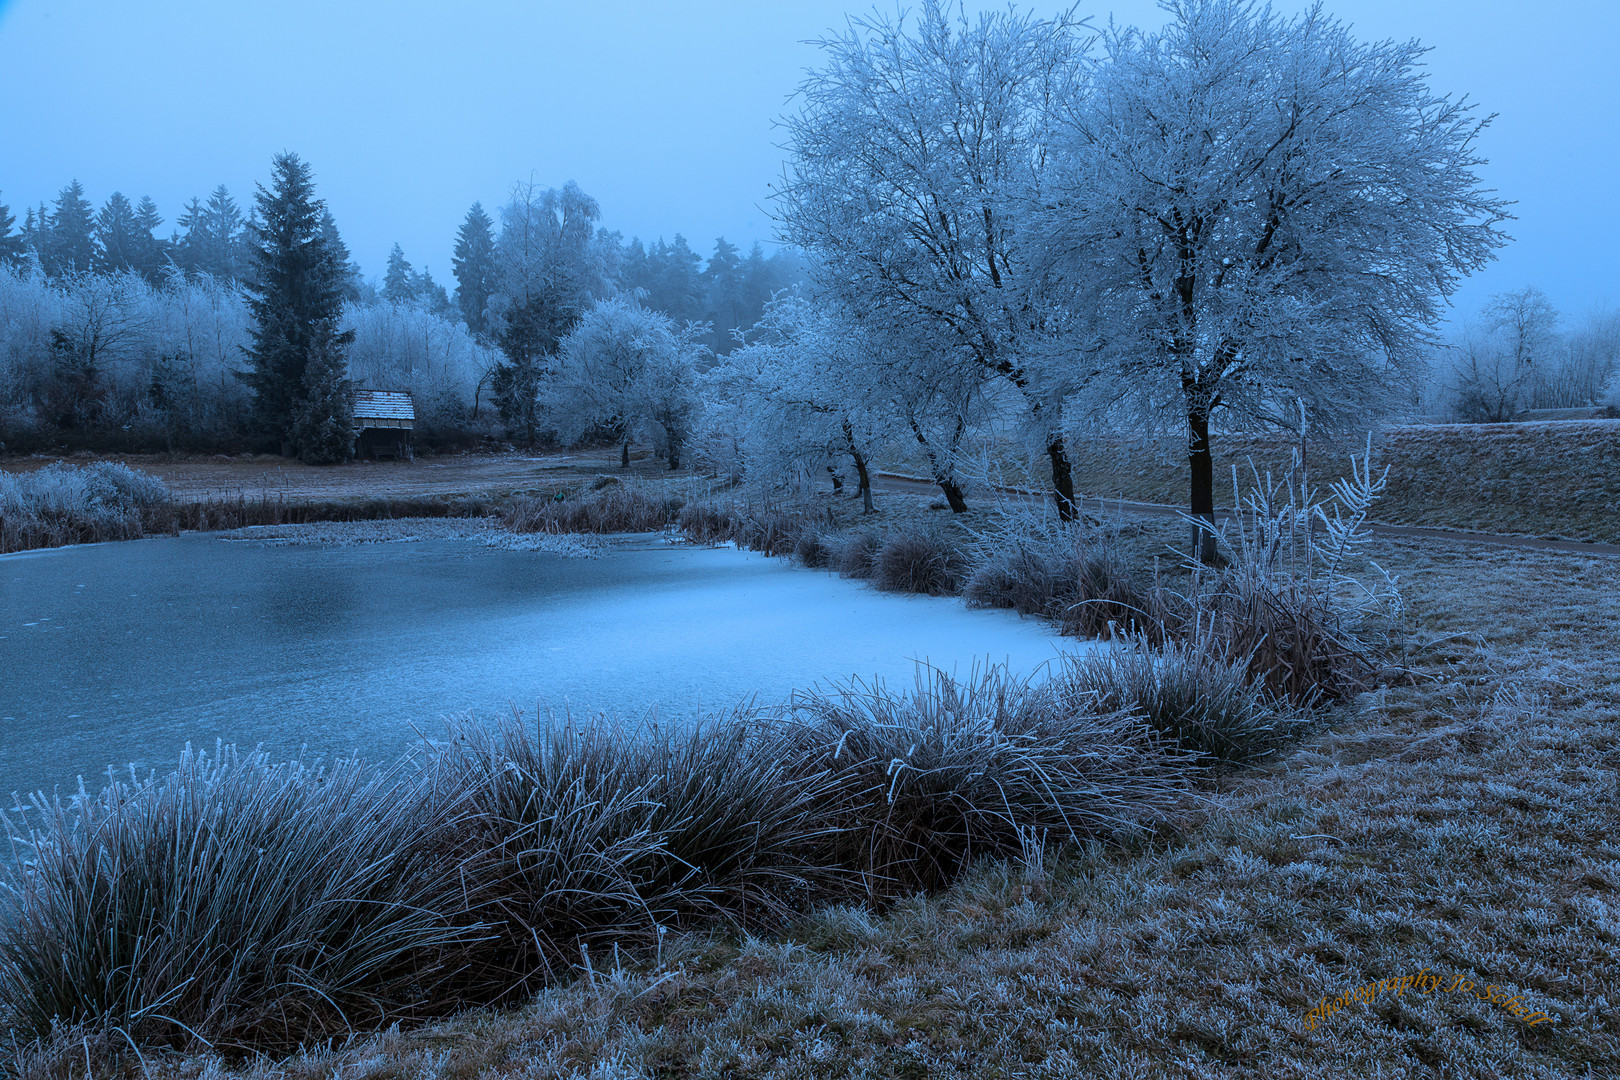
[1,0,1617,1077]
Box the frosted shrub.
[0,461,173,552]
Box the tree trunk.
[621,439,630,468]
[909,416,968,514]
[667,440,681,470]
[1188,410,1218,565]
[852,452,874,514]
[827,466,843,493]
[1047,436,1077,522]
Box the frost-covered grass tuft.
[1054,635,1305,763]
[832,529,883,580]
[0,462,171,551]
[781,665,1197,894]
[0,747,480,1054]
[437,714,846,992]
[962,506,1169,640]
[871,526,966,596]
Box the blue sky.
[1,0,1615,323]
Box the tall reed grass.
[0,748,482,1055]
[501,484,683,535]
[0,668,1202,1060]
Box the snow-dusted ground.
[0,532,1099,798]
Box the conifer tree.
[95,192,139,273]
[383,242,416,303]
[133,195,167,281]
[44,180,96,276]
[318,209,362,301]
[451,202,496,338]
[0,193,21,265]
[291,320,356,463]
[243,152,355,450]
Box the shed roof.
[354,390,415,422]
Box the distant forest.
[0,172,803,455]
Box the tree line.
[0,161,800,459]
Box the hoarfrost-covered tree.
[489,180,607,444]
[1040,0,1510,561]
[778,0,1091,518]
[718,293,892,511]
[549,299,705,469]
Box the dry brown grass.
[63,531,1614,1080]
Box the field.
[1060,420,1620,544]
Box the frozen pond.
[0,531,1097,798]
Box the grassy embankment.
[3,473,1401,1075]
[106,511,1614,1079]
[1059,419,1620,543]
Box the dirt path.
[872,471,1620,558]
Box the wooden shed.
[353,390,415,459]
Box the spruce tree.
[243,152,354,450]
[175,196,207,275]
[133,196,167,281]
[318,210,362,301]
[291,320,356,463]
[95,192,139,273]
[0,193,21,265]
[451,202,496,339]
[383,242,416,303]
[44,180,96,276]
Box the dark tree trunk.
[1188,409,1218,565]
[667,440,680,470]
[938,477,969,514]
[1047,436,1077,522]
[843,420,875,514]
[908,416,968,513]
[853,453,874,514]
[621,439,631,468]
[827,466,843,493]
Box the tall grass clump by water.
[501,480,683,535]
[781,666,1198,895]
[1052,633,1304,763]
[434,714,845,994]
[871,525,967,596]
[0,747,482,1056]
[0,462,171,552]
[963,507,1166,640]
[1173,444,1403,706]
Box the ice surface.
[0,534,1100,798]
